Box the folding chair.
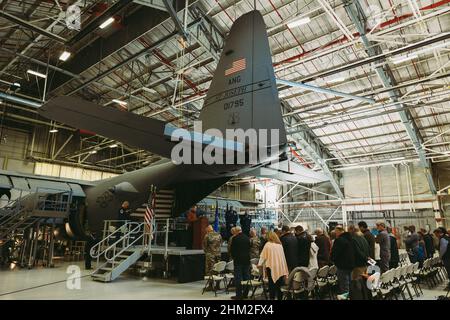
[242,264,266,300]
[327,265,338,299]
[281,269,299,300]
[202,261,227,297]
[314,265,330,299]
[224,261,234,293]
[378,270,395,300]
[399,265,414,300]
[410,262,423,296]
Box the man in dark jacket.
[375,220,391,273]
[259,227,267,251]
[331,226,355,294]
[239,211,252,236]
[280,225,299,271]
[421,228,435,259]
[230,227,251,300]
[358,221,375,259]
[84,232,97,270]
[434,227,450,290]
[314,228,331,268]
[295,225,311,268]
[404,225,420,263]
[388,227,400,268]
[348,226,369,280]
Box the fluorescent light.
[12,82,20,87]
[89,150,97,154]
[112,99,127,106]
[391,54,418,64]
[391,156,406,161]
[49,129,58,133]
[59,51,71,61]
[109,144,118,148]
[99,17,115,29]
[27,69,47,78]
[327,76,346,84]
[287,16,311,28]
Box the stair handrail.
[0,193,30,235]
[103,222,148,263]
[33,188,73,214]
[90,220,135,259]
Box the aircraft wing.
[245,160,329,184]
[0,169,96,199]
[39,96,177,159]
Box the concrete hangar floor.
[0,261,447,300]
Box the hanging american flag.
[225,58,246,76]
[144,188,156,228]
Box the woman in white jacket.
[309,236,319,270]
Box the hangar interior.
[0,0,449,300]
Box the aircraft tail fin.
[199,10,287,146]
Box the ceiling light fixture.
[112,99,127,106]
[27,69,47,79]
[109,144,118,148]
[49,129,58,133]
[99,17,115,29]
[287,16,311,28]
[327,76,346,84]
[59,51,71,61]
[390,156,406,161]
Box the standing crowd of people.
[202,220,450,300]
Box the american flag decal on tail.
[225,58,246,76]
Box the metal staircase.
[90,221,153,282]
[130,189,174,221]
[0,191,71,241]
[90,188,173,282]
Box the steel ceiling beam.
[48,6,169,94]
[162,0,188,39]
[276,79,375,104]
[66,0,134,46]
[63,17,202,97]
[344,0,437,195]
[281,101,344,198]
[0,10,66,43]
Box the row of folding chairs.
[371,257,448,300]
[399,252,410,265]
[280,265,339,300]
[416,257,449,289]
[202,258,262,298]
[371,263,422,300]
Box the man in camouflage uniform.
[249,229,261,260]
[203,225,222,276]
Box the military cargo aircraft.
[1,10,328,238]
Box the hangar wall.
[343,162,433,204]
[0,126,118,181]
